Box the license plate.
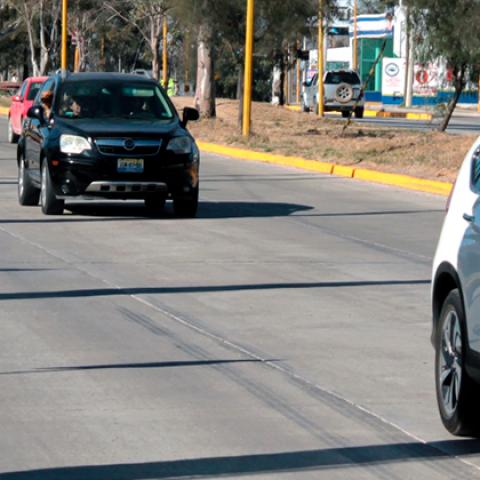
[117,158,144,173]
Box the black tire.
[341,111,350,118]
[302,102,310,113]
[173,187,199,218]
[355,107,365,119]
[18,153,40,206]
[8,119,19,144]
[40,161,64,215]
[435,289,480,436]
[144,195,166,214]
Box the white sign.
[382,58,405,96]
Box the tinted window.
[472,148,480,189]
[35,78,54,103]
[19,81,27,99]
[27,82,43,101]
[325,72,361,85]
[56,80,174,120]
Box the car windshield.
[325,72,360,85]
[27,82,43,101]
[56,80,174,120]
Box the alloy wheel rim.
[439,310,463,417]
[41,164,46,206]
[18,158,24,197]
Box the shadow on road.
[0,358,264,376]
[1,440,480,479]
[0,279,430,302]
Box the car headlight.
[60,135,91,155]
[167,136,193,154]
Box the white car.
[302,70,365,118]
[432,138,480,436]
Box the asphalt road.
[328,112,480,135]
[1,117,480,479]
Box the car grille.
[95,138,162,157]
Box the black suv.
[17,72,200,216]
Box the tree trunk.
[194,21,216,118]
[237,62,244,128]
[272,64,282,105]
[438,64,466,132]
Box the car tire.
[144,195,166,214]
[8,119,19,144]
[18,154,40,206]
[173,187,199,218]
[355,107,365,119]
[435,289,480,436]
[302,102,310,113]
[40,161,64,215]
[341,111,350,118]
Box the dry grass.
[173,97,475,183]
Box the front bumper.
[48,151,199,199]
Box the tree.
[413,0,480,131]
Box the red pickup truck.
[8,76,47,143]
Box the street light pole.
[318,0,324,117]
[242,0,255,137]
[61,0,68,70]
[163,16,168,89]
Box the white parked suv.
[432,138,480,436]
[302,70,364,118]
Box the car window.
[472,148,480,190]
[325,72,361,85]
[56,80,174,120]
[18,81,28,99]
[34,78,54,104]
[27,82,43,101]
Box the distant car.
[302,70,364,118]
[8,76,47,144]
[132,69,153,79]
[18,72,200,217]
[432,138,480,436]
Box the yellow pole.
[61,0,68,70]
[163,16,168,89]
[242,0,255,137]
[353,0,358,71]
[318,0,324,117]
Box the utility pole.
[242,0,255,137]
[318,0,324,117]
[405,19,414,107]
[163,16,168,89]
[353,0,358,71]
[61,0,68,70]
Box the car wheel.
[335,83,354,103]
[173,187,199,218]
[302,102,310,113]
[40,161,64,215]
[341,111,350,118]
[8,119,19,144]
[144,195,166,214]
[18,154,40,206]
[435,289,480,436]
[355,107,365,119]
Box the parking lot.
[1,115,480,479]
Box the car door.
[24,78,54,184]
[457,147,480,353]
[11,81,27,133]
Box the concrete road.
[1,117,480,479]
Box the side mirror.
[302,81,308,87]
[27,105,45,122]
[12,95,22,102]
[182,107,200,127]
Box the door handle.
[464,213,475,223]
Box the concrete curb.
[284,104,432,121]
[197,141,452,197]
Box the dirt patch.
[173,97,474,183]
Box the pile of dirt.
[173,97,475,183]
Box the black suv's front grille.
[95,138,162,157]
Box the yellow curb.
[285,105,302,112]
[0,106,9,116]
[198,141,452,197]
[332,165,355,178]
[197,142,334,175]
